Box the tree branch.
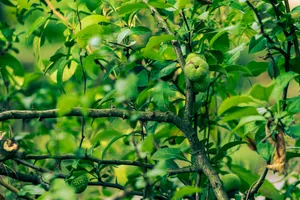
[244,167,269,200]
[0,177,35,200]
[23,153,154,169]
[1,107,228,199]
[246,1,287,57]
[44,0,72,29]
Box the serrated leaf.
[152,148,189,162]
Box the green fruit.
[184,54,209,81]
[70,174,89,194]
[193,75,210,93]
[221,173,241,192]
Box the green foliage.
[0,0,299,199]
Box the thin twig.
[0,177,35,200]
[243,167,269,200]
[246,1,287,57]
[181,10,192,52]
[44,0,73,30]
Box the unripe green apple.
[193,75,210,93]
[70,174,89,194]
[221,173,241,193]
[184,54,209,81]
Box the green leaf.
[246,61,268,77]
[226,43,246,64]
[75,24,104,48]
[0,0,16,7]
[152,82,174,107]
[287,124,300,138]
[209,65,227,74]
[210,31,229,52]
[143,49,164,61]
[92,129,122,142]
[222,107,259,122]
[172,186,202,200]
[142,134,155,153]
[142,34,175,52]
[57,95,80,116]
[18,185,45,196]
[231,115,266,134]
[94,90,116,108]
[131,26,152,35]
[153,63,177,80]
[117,2,147,16]
[218,96,261,116]
[148,0,173,8]
[0,53,24,89]
[249,83,274,102]
[152,148,189,162]
[177,0,189,10]
[213,141,248,162]
[256,141,273,161]
[83,54,101,80]
[272,71,299,101]
[230,165,283,199]
[225,65,252,76]
[84,0,102,12]
[291,6,300,14]
[286,96,300,114]
[56,58,72,89]
[102,135,128,159]
[33,36,44,71]
[115,73,139,101]
[248,36,267,54]
[26,16,47,42]
[137,69,149,87]
[79,15,109,30]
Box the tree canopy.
[0,0,299,199]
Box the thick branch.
[0,108,175,123]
